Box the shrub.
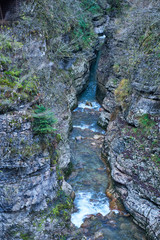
[32,105,57,135]
[114,78,130,107]
[80,0,102,14]
[138,114,156,128]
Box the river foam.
[73,101,101,112]
[71,191,110,227]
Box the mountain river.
[67,55,146,240]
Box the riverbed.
[67,56,146,240]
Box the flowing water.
[67,55,146,239]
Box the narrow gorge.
[0,0,159,240]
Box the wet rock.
[61,180,73,197]
[94,231,104,239]
[104,211,116,220]
[97,167,105,171]
[71,191,75,200]
[134,232,147,240]
[98,111,110,129]
[120,223,129,230]
[107,219,117,228]
[76,136,83,141]
[96,213,104,218]
[81,219,91,228]
[82,228,89,234]
[91,142,96,146]
[86,101,93,107]
[71,57,90,95]
[83,180,91,186]
[93,134,102,140]
[67,86,78,110]
[85,214,95,219]
[68,171,79,180]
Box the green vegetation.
[32,105,57,135]
[151,155,160,165]
[123,114,159,167]
[72,16,96,50]
[114,78,130,108]
[107,0,122,13]
[32,0,98,58]
[138,114,156,128]
[52,190,73,221]
[132,114,157,136]
[32,190,73,233]
[0,33,39,113]
[140,21,160,55]
[80,0,102,14]
[20,233,34,240]
[64,162,73,178]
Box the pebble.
[94,231,104,239]
[76,136,82,140]
[86,101,93,107]
[93,134,102,140]
[97,167,105,171]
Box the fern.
[32,105,57,135]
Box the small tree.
[32,105,57,135]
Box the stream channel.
[67,55,146,239]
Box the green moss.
[80,0,102,14]
[32,191,73,233]
[114,78,130,108]
[138,114,156,128]
[20,233,34,240]
[113,78,118,85]
[152,139,158,146]
[137,114,156,135]
[56,166,63,181]
[20,143,41,159]
[140,22,160,55]
[9,119,21,129]
[52,191,73,220]
[0,33,39,111]
[10,147,17,156]
[113,63,120,73]
[72,16,96,50]
[56,133,62,143]
[52,150,60,165]
[151,155,160,166]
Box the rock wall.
[0,0,109,239]
[97,1,160,239]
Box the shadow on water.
[67,52,146,239]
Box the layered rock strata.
[97,1,160,239]
[0,0,108,239]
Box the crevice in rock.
[0,0,20,21]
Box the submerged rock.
[86,101,93,107]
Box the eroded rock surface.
[0,0,108,239]
[97,1,160,239]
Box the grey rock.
[98,1,160,239]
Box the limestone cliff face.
[0,0,108,239]
[97,1,160,239]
